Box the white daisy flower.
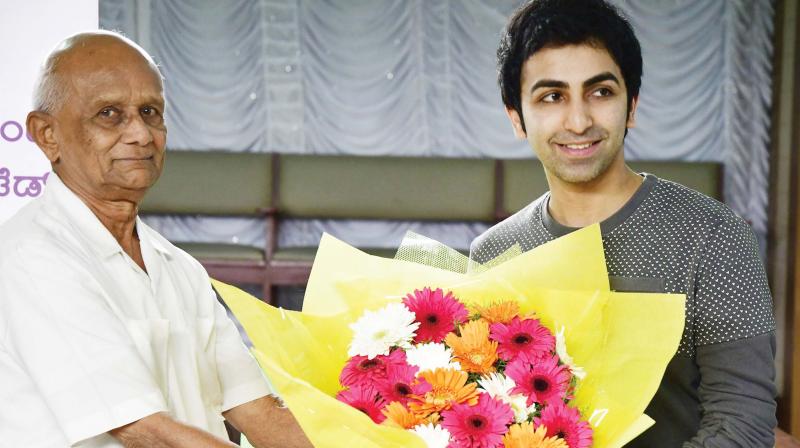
[478,373,536,423]
[411,423,451,448]
[555,326,587,380]
[405,342,461,374]
[477,372,515,398]
[348,303,419,359]
[507,393,538,423]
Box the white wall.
[0,1,98,225]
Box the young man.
[470,0,777,446]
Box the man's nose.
[122,114,154,146]
[564,100,593,135]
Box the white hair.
[32,50,65,113]
[32,30,163,114]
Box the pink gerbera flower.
[441,393,514,448]
[534,402,593,448]
[403,287,469,343]
[505,353,571,407]
[374,362,431,406]
[340,349,407,388]
[336,384,388,424]
[490,317,555,361]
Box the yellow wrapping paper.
[215,224,685,448]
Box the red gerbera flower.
[490,317,555,361]
[339,349,407,388]
[441,393,514,448]
[336,384,388,424]
[505,353,571,407]
[534,402,593,448]
[403,287,469,343]
[374,362,431,406]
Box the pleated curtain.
[99,0,774,253]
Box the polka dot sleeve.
[692,214,775,346]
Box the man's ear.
[26,111,60,163]
[626,96,639,129]
[505,106,527,139]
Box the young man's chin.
[547,161,609,185]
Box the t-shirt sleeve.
[692,214,775,345]
[683,332,777,447]
[207,284,275,412]
[686,213,777,446]
[0,243,167,445]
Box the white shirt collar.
[44,173,170,260]
[137,216,172,258]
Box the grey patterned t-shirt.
[470,174,777,447]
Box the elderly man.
[0,31,312,447]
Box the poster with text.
[0,1,98,225]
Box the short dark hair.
[498,0,642,129]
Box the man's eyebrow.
[89,95,165,108]
[530,79,568,94]
[142,97,166,108]
[88,95,121,106]
[583,72,620,88]
[529,73,621,95]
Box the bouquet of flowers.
[337,288,591,447]
[214,224,685,448]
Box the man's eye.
[98,107,118,118]
[141,106,159,116]
[592,88,613,97]
[541,92,562,103]
[141,106,164,125]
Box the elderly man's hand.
[110,413,237,447]
[223,395,314,448]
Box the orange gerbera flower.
[408,368,479,416]
[445,320,498,374]
[472,301,521,325]
[502,423,568,448]
[382,402,427,429]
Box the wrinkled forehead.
[55,33,161,72]
[57,37,165,106]
[59,35,162,81]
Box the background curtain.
[99,0,775,253]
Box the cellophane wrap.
[393,230,523,274]
[214,224,685,448]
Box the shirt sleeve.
[683,333,777,448]
[685,214,777,446]
[0,242,167,445]
[206,282,275,412]
[693,214,775,345]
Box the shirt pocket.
[608,276,666,293]
[194,317,223,410]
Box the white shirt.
[0,174,273,447]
